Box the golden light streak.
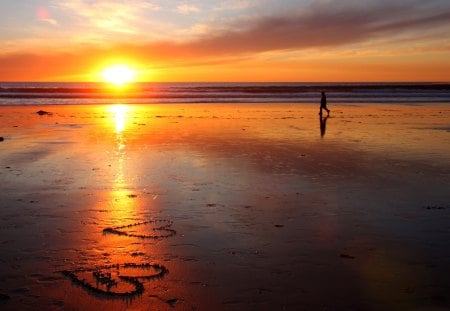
[110,104,128,134]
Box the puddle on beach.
[0,104,450,310]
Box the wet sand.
[0,103,450,310]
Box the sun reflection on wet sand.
[110,104,128,134]
[104,104,141,226]
[110,104,129,188]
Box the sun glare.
[102,65,135,87]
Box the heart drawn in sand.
[61,263,169,297]
[102,219,176,239]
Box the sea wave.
[0,82,449,105]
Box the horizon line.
[1,81,449,84]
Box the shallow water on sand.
[0,104,449,310]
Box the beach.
[0,103,450,310]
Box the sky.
[1,0,450,82]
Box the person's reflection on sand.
[320,115,329,138]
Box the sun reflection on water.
[110,104,128,134]
[109,104,129,188]
[101,105,141,231]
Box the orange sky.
[1,0,450,82]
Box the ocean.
[0,82,449,105]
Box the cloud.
[176,4,200,15]
[8,0,450,56]
[178,0,450,55]
[57,0,160,34]
[213,0,262,11]
[36,7,58,25]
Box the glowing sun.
[102,65,135,87]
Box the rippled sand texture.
[0,104,450,310]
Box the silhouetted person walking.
[319,92,330,116]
